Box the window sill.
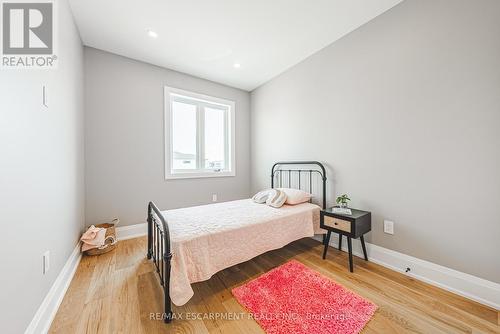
[165,171,235,180]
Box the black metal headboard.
[271,161,327,209]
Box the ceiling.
[69,0,402,91]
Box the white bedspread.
[160,199,321,306]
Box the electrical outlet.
[384,220,394,235]
[212,194,218,202]
[43,251,50,274]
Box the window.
[165,86,235,179]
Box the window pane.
[204,107,226,170]
[172,101,197,170]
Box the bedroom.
[1,0,499,333]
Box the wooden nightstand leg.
[347,237,353,272]
[338,234,342,250]
[360,235,368,261]
[322,231,331,259]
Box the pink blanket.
[80,225,106,251]
[158,199,321,306]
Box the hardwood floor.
[50,237,500,334]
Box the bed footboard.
[147,201,173,323]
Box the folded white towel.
[252,189,273,203]
[266,189,287,208]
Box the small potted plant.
[336,194,351,208]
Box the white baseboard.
[314,234,500,310]
[116,223,147,241]
[25,242,82,334]
[24,223,147,334]
[115,223,500,309]
[28,223,496,334]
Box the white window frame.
[164,86,236,180]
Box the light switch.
[43,85,48,108]
[43,251,50,274]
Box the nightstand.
[320,207,371,272]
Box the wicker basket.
[84,223,117,256]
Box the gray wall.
[84,48,251,227]
[251,0,500,282]
[0,0,85,332]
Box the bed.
[147,161,328,323]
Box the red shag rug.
[232,260,377,334]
